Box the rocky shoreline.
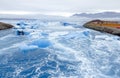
[83,20,120,36]
[0,22,13,30]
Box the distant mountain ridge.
[73,12,120,18]
[0,14,66,20]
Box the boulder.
[0,22,13,30]
[83,20,120,36]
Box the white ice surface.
[0,17,120,78]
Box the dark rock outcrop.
[83,20,120,36]
[0,22,13,30]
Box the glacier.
[0,17,120,78]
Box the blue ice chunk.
[16,30,24,35]
[16,22,28,29]
[83,31,90,37]
[61,22,77,27]
[62,22,71,26]
[31,39,51,48]
[16,30,30,35]
[41,32,49,37]
[20,44,38,52]
[24,31,30,35]
[17,22,27,26]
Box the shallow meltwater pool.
[0,19,120,78]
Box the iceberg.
[30,39,52,48]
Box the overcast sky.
[0,0,120,16]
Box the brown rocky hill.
[83,20,120,36]
[0,22,13,30]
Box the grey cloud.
[0,0,120,13]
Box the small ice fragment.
[20,44,38,52]
[31,39,51,48]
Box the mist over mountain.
[73,12,120,18]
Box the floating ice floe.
[16,29,30,36]
[16,22,28,29]
[61,22,77,27]
[19,44,38,52]
[30,39,52,48]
